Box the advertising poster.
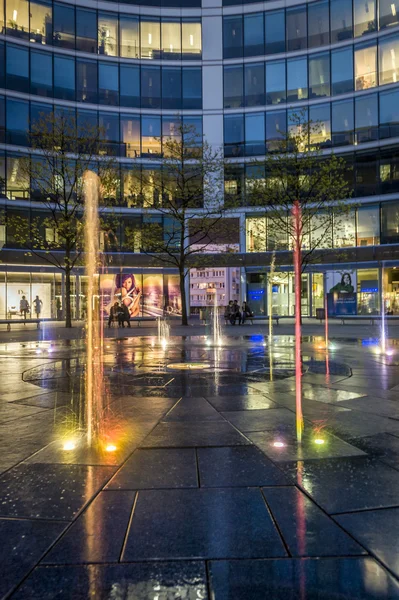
[326,270,357,316]
[143,274,163,316]
[164,274,182,315]
[100,273,142,318]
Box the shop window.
[266,110,286,152]
[330,0,353,42]
[120,64,140,108]
[380,147,399,193]
[53,2,74,49]
[141,66,161,109]
[76,8,97,53]
[223,15,243,59]
[76,59,98,104]
[355,93,378,143]
[119,15,139,58]
[245,113,265,156]
[54,55,75,101]
[381,201,399,243]
[99,62,119,106]
[356,205,380,245]
[379,35,399,85]
[141,116,161,157]
[141,19,160,59]
[332,47,354,95]
[379,0,399,29]
[286,6,307,52]
[244,13,264,57]
[310,103,331,147]
[182,19,201,59]
[244,63,265,107]
[6,97,28,145]
[332,98,354,146]
[266,60,286,105]
[30,50,52,97]
[354,0,376,37]
[308,0,329,48]
[224,114,244,158]
[287,56,308,102]
[224,65,243,109]
[309,52,330,98]
[246,217,266,252]
[357,268,379,314]
[265,10,285,55]
[29,0,51,45]
[182,68,201,110]
[312,273,324,315]
[161,20,181,59]
[98,13,118,57]
[355,151,378,195]
[6,272,31,317]
[6,44,29,93]
[355,42,377,90]
[6,0,28,38]
[162,67,181,109]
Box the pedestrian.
[231,300,241,325]
[119,302,131,328]
[33,295,43,319]
[20,295,30,319]
[241,301,253,325]
[108,301,120,328]
[224,300,233,325]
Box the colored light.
[375,347,382,355]
[273,441,285,448]
[386,349,394,356]
[105,444,117,452]
[63,441,76,451]
[314,438,325,445]
[35,349,42,354]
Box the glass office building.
[1,0,399,318]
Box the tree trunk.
[65,266,72,328]
[179,269,188,326]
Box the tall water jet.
[211,292,222,347]
[157,316,170,349]
[381,264,387,354]
[268,252,276,381]
[293,199,303,443]
[84,171,104,447]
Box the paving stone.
[141,422,250,448]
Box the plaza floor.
[1,332,399,598]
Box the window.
[332,47,354,95]
[0,96,4,143]
[354,0,376,37]
[99,62,119,106]
[380,148,399,193]
[224,65,243,108]
[265,10,285,54]
[244,13,264,57]
[6,0,29,38]
[120,15,139,58]
[308,0,329,47]
[355,93,378,143]
[334,211,356,247]
[223,16,243,59]
[355,42,377,90]
[76,59,98,103]
[286,6,307,52]
[6,98,28,145]
[266,110,286,152]
[246,218,266,252]
[287,57,308,101]
[99,112,120,156]
[53,2,74,49]
[30,0,52,45]
[182,19,201,59]
[120,64,140,108]
[0,43,4,88]
[161,20,181,59]
[30,50,52,97]
[332,98,354,145]
[224,114,244,158]
[330,0,353,42]
[76,8,97,53]
[141,66,161,109]
[6,44,29,93]
[98,13,118,57]
[379,35,399,85]
[244,63,265,107]
[141,116,161,157]
[381,202,399,243]
[120,116,140,159]
[225,164,244,204]
[53,55,75,101]
[379,0,399,29]
[309,52,330,98]
[357,205,380,244]
[380,88,399,138]
[355,152,378,195]
[245,113,265,156]
[266,60,286,105]
[141,19,161,59]
[309,103,331,147]
[162,67,181,109]
[182,68,202,109]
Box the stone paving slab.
[141,421,251,447]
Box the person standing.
[20,296,30,319]
[33,295,43,319]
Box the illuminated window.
[182,19,201,58]
[120,15,139,58]
[379,35,399,85]
[6,0,29,38]
[30,0,52,45]
[98,13,118,56]
[355,42,377,90]
[141,116,161,157]
[140,19,160,59]
[162,20,181,59]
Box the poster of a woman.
[329,272,354,294]
[115,273,141,317]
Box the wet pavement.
[0,334,399,598]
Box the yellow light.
[105,444,117,452]
[63,441,76,451]
[314,438,325,445]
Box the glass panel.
[312,273,324,315]
[310,103,331,147]
[224,65,243,108]
[120,115,140,159]
[6,98,28,145]
[244,62,265,107]
[332,98,354,145]
[224,114,244,158]
[379,0,399,29]
[330,0,353,42]
[246,218,266,252]
[223,15,243,59]
[381,201,399,243]
[120,64,140,108]
[334,210,356,247]
[54,55,75,101]
[225,164,244,204]
[30,50,52,96]
[98,13,118,56]
[245,113,265,156]
[141,66,161,109]
[379,35,399,85]
[141,116,161,157]
[267,222,288,251]
[0,42,4,88]
[120,15,139,58]
[380,147,399,193]
[266,110,286,152]
[286,6,307,52]
[182,19,201,59]
[355,152,378,195]
[244,13,264,57]
[309,52,330,98]
[6,155,28,198]
[354,0,376,37]
[6,0,29,38]
[99,112,119,156]
[182,67,201,109]
[98,62,119,106]
[308,0,329,47]
[332,47,354,95]
[265,10,285,54]
[162,67,181,109]
[357,268,379,314]
[6,44,29,93]
[355,93,378,143]
[287,56,308,101]
[161,20,181,59]
[53,2,74,49]
[357,205,380,245]
[76,8,96,53]
[141,19,161,59]
[76,59,98,103]
[29,0,52,45]
[0,97,5,142]
[355,42,377,90]
[266,60,286,105]
[380,88,399,138]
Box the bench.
[0,318,41,331]
[130,316,159,327]
[330,315,399,326]
[224,315,280,326]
